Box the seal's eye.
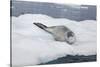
[67,31,74,38]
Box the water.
[11,1,96,21]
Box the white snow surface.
[12,14,97,66]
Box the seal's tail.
[33,23,48,30]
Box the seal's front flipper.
[33,23,48,30]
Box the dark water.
[40,55,96,65]
[11,1,96,21]
[11,1,97,65]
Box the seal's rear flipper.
[33,23,48,30]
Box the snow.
[12,14,97,66]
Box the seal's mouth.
[67,36,76,45]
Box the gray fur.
[33,23,76,45]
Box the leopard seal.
[33,23,76,45]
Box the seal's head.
[65,31,76,45]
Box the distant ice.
[12,14,97,66]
